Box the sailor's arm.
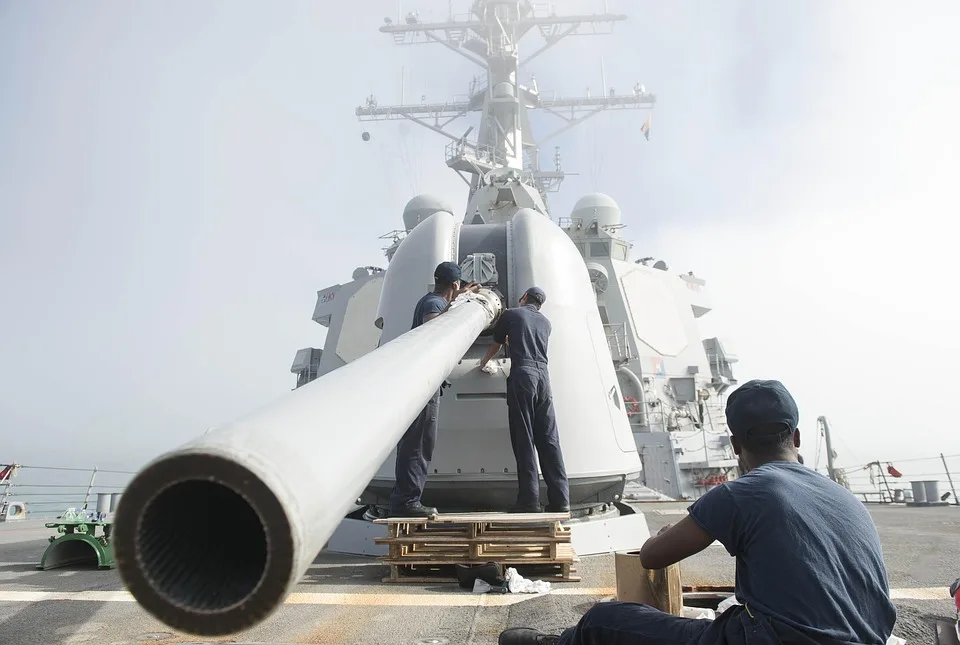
[640,484,738,570]
[423,283,480,323]
[456,281,481,297]
[422,304,446,323]
[481,311,511,369]
[638,516,714,569]
[480,342,503,367]
[422,298,449,323]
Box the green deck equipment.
[38,519,115,570]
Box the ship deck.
[0,503,956,645]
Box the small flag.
[641,113,652,141]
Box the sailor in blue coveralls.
[480,287,570,513]
[499,379,896,645]
[388,261,478,518]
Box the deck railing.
[603,323,632,364]
[0,464,133,520]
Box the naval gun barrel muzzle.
[113,289,502,636]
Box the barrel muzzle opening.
[114,453,294,636]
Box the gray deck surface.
[0,504,956,645]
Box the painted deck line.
[0,590,537,606]
[0,587,948,605]
[0,591,135,602]
[889,587,949,601]
[0,561,380,569]
[0,590,575,606]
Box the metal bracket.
[38,522,115,570]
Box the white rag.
[716,595,741,615]
[504,567,551,594]
[681,607,716,620]
[481,362,499,375]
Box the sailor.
[498,379,896,645]
[480,287,570,513]
[388,261,479,518]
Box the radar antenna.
[357,0,655,213]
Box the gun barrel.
[113,290,502,636]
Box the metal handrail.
[602,323,632,363]
[444,140,508,167]
[0,464,132,520]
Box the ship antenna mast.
[357,0,655,214]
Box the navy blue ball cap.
[434,261,462,283]
[725,379,799,438]
[524,286,546,304]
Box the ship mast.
[356,0,655,214]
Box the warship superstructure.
[290,0,741,504]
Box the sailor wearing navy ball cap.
[480,286,570,514]
[387,261,479,518]
[500,379,896,645]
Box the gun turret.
[112,289,503,636]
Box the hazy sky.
[1,1,957,477]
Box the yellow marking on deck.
[285,592,529,606]
[0,591,136,602]
[889,587,948,600]
[0,587,948,604]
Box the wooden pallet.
[374,512,579,583]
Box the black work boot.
[545,504,570,513]
[510,503,541,513]
[387,502,438,518]
[455,562,505,589]
[499,628,560,645]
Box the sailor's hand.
[456,282,481,296]
[481,361,499,375]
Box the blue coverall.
[389,292,447,511]
[493,304,570,510]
